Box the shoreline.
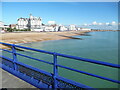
[0,30,118,49]
[0,31,90,49]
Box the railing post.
[53,52,58,89]
[12,44,17,71]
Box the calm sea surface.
[3,31,119,88]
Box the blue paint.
[0,42,120,89]
[12,45,17,70]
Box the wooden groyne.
[58,35,83,40]
[91,29,120,32]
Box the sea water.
[3,31,119,88]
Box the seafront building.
[0,21,9,32]
[59,24,68,31]
[77,27,91,31]
[9,24,16,29]
[69,24,77,30]
[1,14,91,32]
[15,14,91,32]
[16,14,42,30]
[2,15,118,32]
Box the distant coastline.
[0,30,119,49]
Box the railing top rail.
[56,53,120,68]
[57,64,120,84]
[1,42,120,87]
[0,55,94,88]
[0,42,54,55]
[1,42,120,69]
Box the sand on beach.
[0,31,90,49]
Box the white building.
[80,28,91,31]
[77,27,81,30]
[16,14,42,30]
[16,14,92,32]
[54,26,59,32]
[59,25,68,31]
[69,24,77,30]
[0,21,9,32]
[44,26,55,32]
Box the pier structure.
[0,42,120,89]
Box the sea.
[3,30,119,88]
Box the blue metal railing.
[0,42,120,89]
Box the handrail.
[15,52,53,65]
[57,64,120,84]
[56,53,120,68]
[1,42,119,68]
[2,48,119,83]
[0,42,120,89]
[0,55,92,89]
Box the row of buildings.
[0,14,91,32]
[16,14,91,31]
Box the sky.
[1,0,120,2]
[1,2,118,25]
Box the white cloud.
[48,21,56,25]
[98,23,102,25]
[111,21,117,25]
[81,21,118,26]
[92,21,97,25]
[105,22,110,25]
[83,23,88,26]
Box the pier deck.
[1,68,37,88]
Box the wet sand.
[0,30,118,49]
[0,31,90,49]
